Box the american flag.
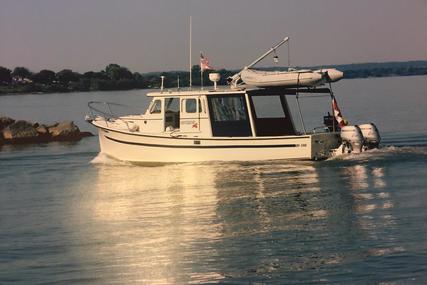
[332,97,348,128]
[200,53,213,72]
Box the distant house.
[12,76,33,84]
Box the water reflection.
[342,164,402,258]
[67,158,402,283]
[212,162,336,277]
[77,161,225,284]
[345,164,392,213]
[69,160,333,283]
[215,162,326,237]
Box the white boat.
[86,37,380,163]
[88,88,333,162]
[86,85,380,162]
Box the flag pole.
[329,82,336,132]
[200,61,204,90]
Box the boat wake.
[90,153,184,167]
[328,145,427,162]
[90,153,133,166]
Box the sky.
[1,0,426,73]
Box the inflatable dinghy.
[240,68,343,88]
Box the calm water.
[1,76,427,284]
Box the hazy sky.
[1,0,426,73]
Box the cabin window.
[184,98,203,113]
[249,93,296,136]
[251,95,286,118]
[185,99,197,113]
[209,96,248,121]
[165,97,180,130]
[165,97,180,113]
[150,100,162,114]
[208,95,252,137]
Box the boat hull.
[95,127,340,163]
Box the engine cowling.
[340,125,364,153]
[359,123,381,149]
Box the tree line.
[0,64,234,94]
[1,61,427,94]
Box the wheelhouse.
[142,87,333,138]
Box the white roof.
[146,87,246,97]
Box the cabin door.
[164,97,180,131]
[179,97,201,132]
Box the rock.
[2,120,39,143]
[47,122,59,128]
[36,124,50,141]
[0,118,92,145]
[0,116,15,131]
[36,124,49,135]
[48,121,81,141]
[80,131,94,138]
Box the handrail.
[87,101,143,131]
[88,101,142,116]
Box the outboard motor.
[340,125,364,153]
[359,123,381,149]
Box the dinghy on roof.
[240,68,343,88]
[227,37,343,89]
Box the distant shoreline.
[1,73,427,97]
[1,60,426,95]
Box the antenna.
[287,38,291,70]
[189,16,192,88]
[160,76,165,92]
[177,75,180,90]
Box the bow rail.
[86,101,144,131]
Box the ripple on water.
[2,135,427,283]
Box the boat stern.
[310,132,341,160]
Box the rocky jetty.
[0,116,93,145]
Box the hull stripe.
[94,123,311,141]
[105,135,299,149]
